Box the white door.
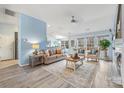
[0,34,14,61]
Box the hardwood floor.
[0,60,123,88]
[0,60,17,69]
[91,60,123,88]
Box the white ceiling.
[0,4,117,39]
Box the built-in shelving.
[70,40,75,48]
[87,37,94,49]
[77,38,84,48]
[61,40,69,48]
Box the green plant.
[99,39,111,50]
[99,39,111,58]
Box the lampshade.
[32,43,39,49]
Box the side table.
[29,54,44,67]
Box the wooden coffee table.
[65,57,84,71]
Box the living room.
[0,4,124,88]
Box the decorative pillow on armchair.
[81,50,85,54]
[92,50,98,54]
[78,49,85,54]
[87,50,92,54]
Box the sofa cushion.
[56,54,63,58]
[47,55,56,60]
[86,54,97,58]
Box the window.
[87,37,94,48]
[71,40,75,47]
[77,38,84,48]
[61,40,69,48]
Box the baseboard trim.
[0,59,14,62]
[18,63,29,67]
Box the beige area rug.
[43,60,98,88]
[0,60,17,69]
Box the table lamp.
[32,43,39,55]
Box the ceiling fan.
[71,16,78,23]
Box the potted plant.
[99,39,111,60]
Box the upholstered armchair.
[85,48,99,62]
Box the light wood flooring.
[0,60,123,88]
[91,60,123,88]
[0,60,17,69]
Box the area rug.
[43,60,98,88]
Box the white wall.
[0,23,18,61]
[0,8,18,25]
[0,8,18,61]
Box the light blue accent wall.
[19,14,47,65]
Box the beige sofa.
[43,48,66,64]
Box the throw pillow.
[45,50,50,56]
[92,49,97,54]
[48,50,52,56]
[81,50,85,54]
[51,49,56,55]
[88,50,92,54]
[45,49,52,56]
[56,48,62,54]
